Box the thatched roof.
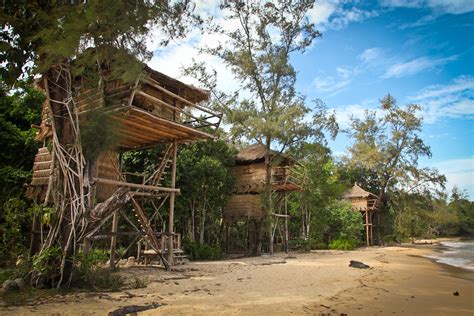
[343,183,377,199]
[235,144,278,163]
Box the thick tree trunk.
[264,138,273,255]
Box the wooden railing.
[271,166,300,188]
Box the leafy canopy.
[346,94,445,197]
[186,0,337,149]
[1,0,199,85]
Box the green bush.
[329,237,357,250]
[72,249,122,291]
[183,240,224,260]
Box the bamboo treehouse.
[27,63,221,279]
[223,144,301,255]
[342,183,378,246]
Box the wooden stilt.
[365,210,369,247]
[284,192,289,254]
[167,139,177,269]
[83,237,90,255]
[109,213,119,268]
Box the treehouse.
[223,144,300,254]
[342,183,378,246]
[27,64,221,267]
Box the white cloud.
[407,75,474,123]
[381,0,474,14]
[359,47,382,63]
[381,55,457,79]
[430,158,474,199]
[312,64,361,96]
[306,1,378,31]
[332,100,383,129]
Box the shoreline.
[1,245,473,315]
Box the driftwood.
[108,302,161,316]
[349,260,370,269]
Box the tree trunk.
[199,207,205,246]
[264,138,273,255]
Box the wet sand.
[1,246,472,315]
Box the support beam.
[167,139,178,269]
[93,177,180,193]
[365,210,369,247]
[109,213,119,268]
[284,192,289,254]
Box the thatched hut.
[342,183,378,246]
[223,144,300,254]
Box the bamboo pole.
[92,177,180,193]
[109,212,119,268]
[284,192,289,254]
[167,139,177,269]
[365,210,369,247]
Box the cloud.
[331,99,383,129]
[380,0,474,14]
[312,66,359,96]
[306,1,378,31]
[430,158,474,199]
[407,75,474,123]
[358,47,382,63]
[381,55,457,79]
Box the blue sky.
[149,0,474,199]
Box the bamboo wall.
[347,197,369,211]
[231,163,266,194]
[26,146,53,201]
[224,194,263,223]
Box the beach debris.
[349,260,370,269]
[453,291,459,296]
[108,302,161,316]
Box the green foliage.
[326,201,364,244]
[80,109,120,161]
[2,1,200,85]
[71,250,123,291]
[32,246,63,286]
[183,239,224,261]
[0,82,43,265]
[176,140,235,245]
[0,197,31,262]
[329,238,357,251]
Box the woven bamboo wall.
[347,197,368,211]
[224,194,263,223]
[231,162,266,194]
[26,147,53,201]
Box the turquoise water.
[425,240,474,271]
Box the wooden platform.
[110,105,215,149]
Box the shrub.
[72,250,122,291]
[329,237,357,250]
[183,240,224,260]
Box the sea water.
[425,240,474,271]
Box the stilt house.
[223,144,300,253]
[342,183,378,246]
[27,64,221,267]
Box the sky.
[147,0,474,199]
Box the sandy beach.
[1,246,472,315]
